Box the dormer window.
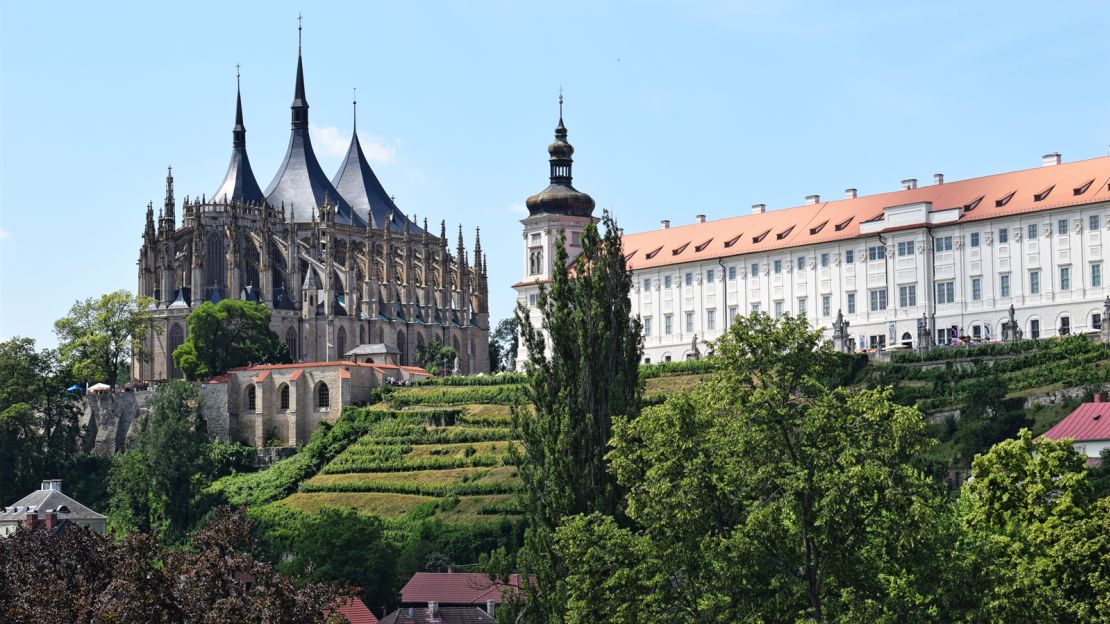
[752,229,771,244]
[776,225,795,240]
[996,191,1016,207]
[672,242,690,256]
[963,196,984,212]
[809,221,828,235]
[645,246,663,260]
[694,238,713,252]
[834,217,854,231]
[1033,186,1055,202]
[724,234,742,248]
[1074,179,1094,196]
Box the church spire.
[233,65,246,148]
[291,14,309,130]
[161,166,176,230]
[524,93,596,218]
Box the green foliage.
[957,430,1108,621]
[417,339,458,376]
[173,299,290,380]
[209,406,387,506]
[488,317,520,373]
[556,313,946,622]
[410,372,527,386]
[638,358,718,379]
[281,507,397,610]
[108,381,210,539]
[386,385,522,407]
[512,211,643,623]
[53,289,153,387]
[300,479,518,497]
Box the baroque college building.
[515,129,1110,362]
[134,42,489,382]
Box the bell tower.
[514,96,597,368]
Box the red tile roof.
[1042,401,1110,442]
[329,597,379,624]
[622,155,1110,270]
[225,361,431,377]
[399,573,525,606]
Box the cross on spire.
[298,13,303,53]
[352,87,357,131]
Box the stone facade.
[204,361,429,448]
[132,41,489,383]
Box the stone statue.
[832,309,851,353]
[691,335,701,360]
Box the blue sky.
[2,1,1107,347]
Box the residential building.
[328,597,379,624]
[381,605,493,624]
[1042,395,1110,466]
[0,480,107,536]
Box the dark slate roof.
[345,343,400,356]
[265,127,365,226]
[212,83,265,204]
[381,607,494,624]
[332,131,416,233]
[0,483,106,523]
[264,52,366,227]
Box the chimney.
[41,480,51,491]
[618,228,624,237]
[901,179,918,190]
[660,219,670,230]
[50,480,61,492]
[751,203,766,215]
[934,173,944,185]
[695,214,706,224]
[486,600,496,617]
[844,188,857,199]
[428,601,439,617]
[24,514,37,530]
[1043,152,1061,167]
[45,512,57,531]
[805,195,820,205]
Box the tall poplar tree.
[511,210,643,623]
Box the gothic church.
[134,40,489,381]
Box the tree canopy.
[511,211,643,623]
[54,290,152,387]
[172,299,290,380]
[417,339,458,376]
[488,317,519,372]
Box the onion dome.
[263,36,366,227]
[212,71,265,204]
[525,96,595,218]
[332,97,418,233]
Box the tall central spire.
[291,14,309,129]
[233,65,246,148]
[524,93,595,218]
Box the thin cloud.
[0,228,10,241]
[310,124,398,164]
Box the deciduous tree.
[172,299,289,380]
[54,290,152,387]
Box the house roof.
[346,343,401,356]
[621,155,1110,271]
[380,607,493,624]
[328,597,379,624]
[0,482,106,523]
[222,361,430,377]
[1042,401,1110,443]
[399,573,525,606]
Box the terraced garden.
[275,393,525,523]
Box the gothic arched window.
[285,327,298,361]
[167,324,185,379]
[279,384,290,410]
[397,330,407,366]
[336,327,347,361]
[245,385,256,412]
[316,382,330,409]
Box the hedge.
[387,385,523,407]
[299,479,519,497]
[409,373,527,387]
[321,454,509,474]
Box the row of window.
[638,216,1108,292]
[244,383,330,411]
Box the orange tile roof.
[622,155,1110,271]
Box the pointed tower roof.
[332,95,414,232]
[526,95,595,218]
[264,24,365,227]
[213,68,266,204]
